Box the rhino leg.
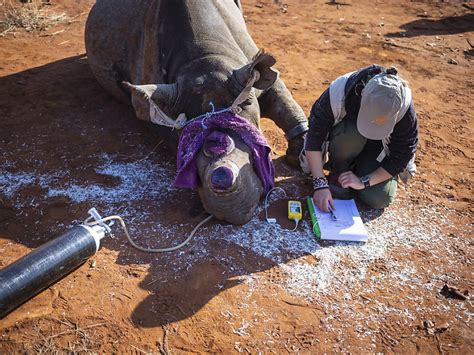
[259,78,308,167]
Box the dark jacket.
[304,65,418,176]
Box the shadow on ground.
[386,13,474,38]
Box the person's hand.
[338,171,364,190]
[313,188,334,212]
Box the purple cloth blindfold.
[174,110,275,194]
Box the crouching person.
[302,65,418,212]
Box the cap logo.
[373,116,388,125]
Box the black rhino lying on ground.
[85,0,308,224]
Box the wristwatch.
[360,175,371,189]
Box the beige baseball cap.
[357,73,406,140]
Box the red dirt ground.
[0,0,473,353]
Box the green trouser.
[327,119,397,208]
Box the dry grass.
[0,0,69,36]
[24,317,107,353]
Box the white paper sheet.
[314,199,368,242]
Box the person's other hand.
[313,188,334,212]
[338,171,364,190]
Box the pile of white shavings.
[3,150,472,352]
[213,207,319,263]
[1,153,469,314]
[275,205,450,299]
[0,172,36,198]
[46,153,175,204]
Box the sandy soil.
[0,0,473,353]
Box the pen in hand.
[328,205,337,221]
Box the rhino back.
[158,0,259,80]
[85,0,161,102]
[86,0,259,102]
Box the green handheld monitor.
[306,197,321,240]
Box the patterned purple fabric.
[174,110,275,194]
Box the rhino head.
[125,52,278,225]
[195,130,264,225]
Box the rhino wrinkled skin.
[85,0,307,224]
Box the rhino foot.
[285,134,305,168]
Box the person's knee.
[329,122,366,162]
[358,181,397,209]
[360,192,394,209]
[329,138,364,162]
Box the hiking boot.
[327,173,353,199]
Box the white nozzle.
[88,207,112,233]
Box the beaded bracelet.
[312,176,329,191]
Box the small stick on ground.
[134,140,163,163]
[39,28,64,37]
[70,11,88,20]
[146,277,161,286]
[175,304,188,318]
[383,40,417,51]
[435,333,445,355]
[157,325,171,355]
[47,322,107,340]
[0,25,15,37]
[131,344,150,354]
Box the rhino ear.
[122,81,177,107]
[250,50,279,90]
[233,50,279,91]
